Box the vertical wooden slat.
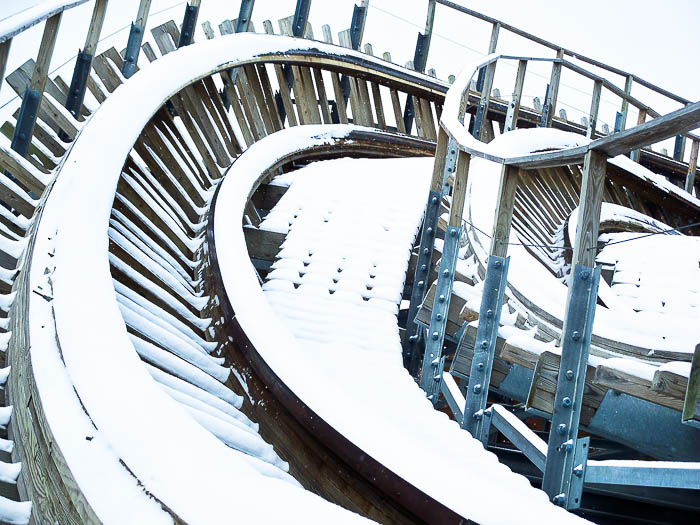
[587,79,602,139]
[29,14,62,94]
[0,39,11,90]
[685,139,699,194]
[243,64,276,134]
[504,59,527,132]
[570,150,607,268]
[475,22,500,140]
[542,49,564,127]
[263,20,298,127]
[630,108,647,162]
[311,67,332,124]
[383,52,406,134]
[299,65,322,124]
[420,98,437,140]
[448,151,470,227]
[256,63,284,131]
[618,74,633,132]
[363,44,386,130]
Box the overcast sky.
[1,0,697,144]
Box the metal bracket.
[349,4,366,49]
[65,50,92,118]
[177,4,199,47]
[405,189,441,374]
[462,255,510,435]
[402,32,429,134]
[234,0,256,34]
[471,103,486,140]
[538,84,551,127]
[614,111,624,133]
[419,225,462,402]
[542,264,600,505]
[122,23,144,79]
[567,436,590,510]
[11,88,41,157]
[406,140,459,376]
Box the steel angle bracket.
[11,89,41,158]
[419,224,462,403]
[404,188,441,373]
[122,23,144,79]
[177,4,199,48]
[542,264,600,506]
[567,436,590,510]
[471,103,486,140]
[405,141,459,375]
[462,255,510,436]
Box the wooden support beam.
[587,79,602,139]
[475,22,500,141]
[542,50,563,128]
[504,59,526,133]
[490,165,520,258]
[448,150,470,227]
[629,108,647,162]
[570,150,607,268]
[685,139,699,194]
[29,13,61,94]
[0,39,11,91]
[618,74,633,132]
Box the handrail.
[441,53,700,170]
[436,0,692,106]
[0,0,88,43]
[22,32,454,522]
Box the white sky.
[1,0,698,148]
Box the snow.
[0,495,31,525]
[215,126,588,524]
[465,127,700,356]
[0,1,88,43]
[32,33,372,524]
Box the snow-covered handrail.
[441,54,700,168]
[0,0,88,43]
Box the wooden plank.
[419,98,436,140]
[256,64,284,132]
[198,76,242,156]
[0,142,47,195]
[0,39,10,90]
[244,227,285,261]
[587,79,602,138]
[448,150,470,227]
[83,0,108,56]
[299,65,323,124]
[652,367,689,403]
[682,344,700,424]
[243,64,276,135]
[363,44,386,129]
[201,20,215,40]
[593,364,682,412]
[490,165,520,258]
[236,68,267,139]
[475,22,500,140]
[451,323,511,385]
[684,139,699,194]
[569,150,607,267]
[29,13,62,93]
[542,50,564,127]
[311,67,332,125]
[221,71,255,147]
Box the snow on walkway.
[251,156,588,524]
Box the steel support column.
[461,255,510,435]
[542,264,601,508]
[177,2,200,48]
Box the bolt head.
[450,228,458,237]
[566,370,574,380]
[432,331,439,340]
[477,362,485,371]
[486,309,493,318]
[436,313,443,321]
[423,248,429,255]
[480,340,488,348]
[421,264,427,272]
[562,397,572,407]
[494,260,502,268]
[473,384,482,394]
[443,269,450,277]
[580,271,589,281]
[427,227,433,234]
[557,423,568,435]
[432,197,438,204]
[572,331,580,341]
[418,281,424,289]
[439,294,445,303]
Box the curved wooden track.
[0,4,697,524]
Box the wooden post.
[685,139,699,194]
[0,39,10,92]
[570,150,607,269]
[586,79,602,139]
[504,59,527,132]
[618,74,633,132]
[11,13,62,157]
[64,0,108,123]
[490,165,520,257]
[541,49,564,127]
[474,22,500,141]
[122,0,152,78]
[629,108,647,162]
